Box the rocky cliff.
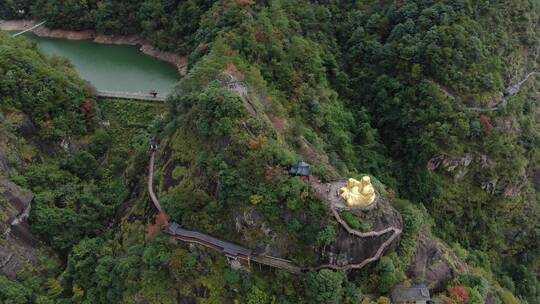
[408,232,468,292]
[322,191,403,267]
[0,177,39,277]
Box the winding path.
[504,68,539,96]
[148,149,401,273]
[148,151,162,212]
[436,68,539,112]
[315,207,401,270]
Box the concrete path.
[97,90,166,102]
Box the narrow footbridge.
[11,21,46,37]
[168,221,302,273]
[97,90,166,102]
[168,223,253,261]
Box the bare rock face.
[481,176,527,197]
[0,151,13,177]
[427,154,473,181]
[0,178,32,232]
[408,233,467,292]
[0,112,37,176]
[325,196,403,266]
[234,207,286,257]
[533,171,540,190]
[0,177,39,277]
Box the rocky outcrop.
[324,196,403,266]
[481,179,498,194]
[232,182,404,270]
[33,27,94,40]
[234,207,286,258]
[504,68,540,96]
[480,176,528,197]
[427,154,473,181]
[0,178,32,233]
[0,111,40,277]
[501,176,528,198]
[428,153,530,198]
[408,233,467,292]
[0,151,13,177]
[533,171,540,190]
[0,178,39,277]
[479,154,496,170]
[93,34,141,45]
[140,44,188,76]
[0,112,37,176]
[494,116,521,135]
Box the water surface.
[23,34,179,95]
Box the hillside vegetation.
[0,0,539,303]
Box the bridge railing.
[12,21,47,37]
[96,90,166,102]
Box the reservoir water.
[23,34,180,95]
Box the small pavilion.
[391,285,431,304]
[288,161,311,180]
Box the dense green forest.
[1,0,539,303]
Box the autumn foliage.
[272,117,285,131]
[255,26,264,42]
[145,224,160,241]
[479,115,494,134]
[264,165,286,181]
[145,212,171,240]
[236,0,255,7]
[81,99,96,118]
[155,212,171,229]
[225,63,245,81]
[448,285,470,304]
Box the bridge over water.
[11,20,46,37]
[9,23,173,102]
[97,90,166,102]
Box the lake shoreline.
[0,20,187,76]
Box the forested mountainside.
[1,0,539,303]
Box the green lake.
[23,34,180,95]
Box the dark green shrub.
[62,151,99,180]
[375,256,400,293]
[88,128,112,157]
[341,211,370,232]
[304,270,346,304]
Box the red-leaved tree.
[155,212,170,229]
[479,115,494,134]
[448,285,470,304]
[145,224,160,241]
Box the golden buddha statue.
[339,176,376,207]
